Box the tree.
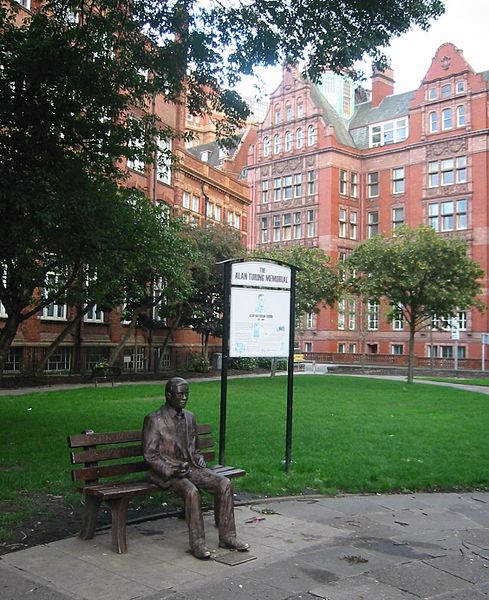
[184,223,246,360]
[0,0,445,373]
[252,246,338,319]
[347,225,484,383]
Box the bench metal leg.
[108,497,130,554]
[80,495,102,540]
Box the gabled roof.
[309,83,355,148]
[187,139,238,168]
[348,91,413,149]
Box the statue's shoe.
[219,537,249,551]
[191,542,211,559]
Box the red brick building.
[1,1,249,375]
[247,44,489,365]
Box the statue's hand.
[176,462,191,477]
[194,455,206,468]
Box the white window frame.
[392,167,405,194]
[84,305,104,323]
[367,211,378,238]
[263,136,270,157]
[456,105,465,127]
[261,180,269,204]
[296,128,303,149]
[368,172,379,198]
[392,207,404,229]
[156,136,171,184]
[368,301,379,331]
[41,273,67,321]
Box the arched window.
[429,112,438,133]
[285,131,292,152]
[263,136,270,157]
[273,133,281,154]
[297,102,304,118]
[456,105,465,127]
[296,128,303,149]
[307,125,316,146]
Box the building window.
[45,347,71,372]
[392,207,404,229]
[338,299,345,330]
[368,172,379,198]
[369,118,408,147]
[306,312,314,329]
[306,210,315,237]
[296,128,303,149]
[85,305,104,322]
[273,134,281,154]
[123,346,146,371]
[349,211,357,240]
[297,103,304,118]
[126,127,145,173]
[285,131,292,151]
[261,180,269,204]
[368,301,379,330]
[348,300,356,330]
[368,211,379,238]
[263,137,270,157]
[192,194,200,212]
[349,343,357,353]
[429,199,468,232]
[260,217,269,243]
[156,136,171,184]
[392,305,404,330]
[429,157,467,187]
[283,175,293,200]
[339,208,347,238]
[274,106,281,125]
[5,348,21,372]
[456,81,465,94]
[182,191,190,209]
[391,344,404,355]
[273,177,281,201]
[441,108,453,130]
[339,170,347,195]
[350,172,358,198]
[215,205,221,222]
[273,215,281,241]
[307,125,316,146]
[392,167,405,194]
[282,213,292,240]
[294,173,302,197]
[206,200,214,219]
[42,273,67,320]
[441,83,451,98]
[293,212,301,239]
[456,105,465,127]
[458,311,467,331]
[286,105,292,122]
[429,111,438,133]
[307,171,316,195]
[338,343,346,353]
[428,87,437,101]
[304,342,312,353]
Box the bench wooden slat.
[72,461,148,482]
[212,466,246,478]
[68,430,142,448]
[71,445,143,465]
[197,437,213,450]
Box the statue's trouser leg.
[188,469,236,542]
[169,477,205,549]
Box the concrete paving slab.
[312,496,387,516]
[309,573,418,599]
[353,536,439,561]
[372,561,473,598]
[371,507,480,535]
[248,499,345,523]
[329,515,406,539]
[425,554,489,585]
[462,530,489,551]
[425,590,488,600]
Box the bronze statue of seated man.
[142,376,249,559]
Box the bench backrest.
[68,424,214,486]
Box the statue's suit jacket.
[142,404,205,488]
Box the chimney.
[371,67,394,108]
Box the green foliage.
[347,225,484,382]
[185,352,211,373]
[251,246,339,317]
[256,358,287,371]
[228,357,258,371]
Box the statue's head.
[165,377,189,411]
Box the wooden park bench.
[67,425,246,554]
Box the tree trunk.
[0,314,21,378]
[270,357,277,377]
[157,311,182,371]
[407,321,416,384]
[34,305,91,375]
[109,307,144,366]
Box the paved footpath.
[4,492,489,599]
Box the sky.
[237,0,489,100]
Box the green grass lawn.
[2,375,489,542]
